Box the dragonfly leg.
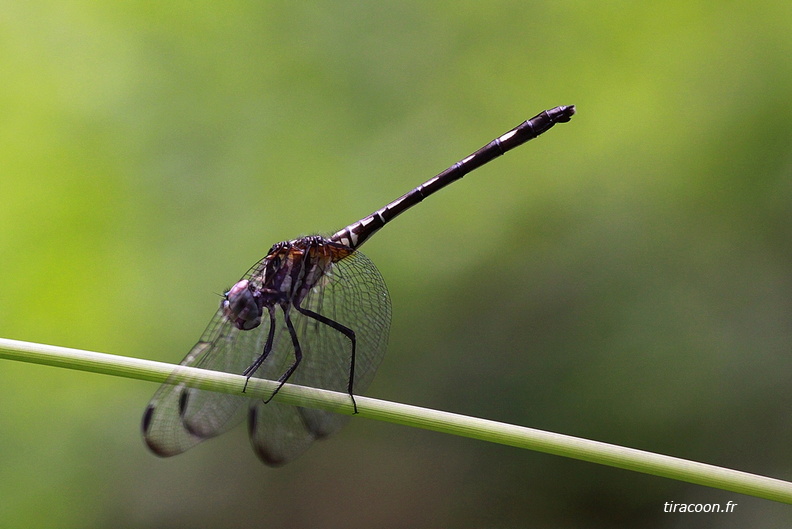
[293,301,358,413]
[262,305,303,404]
[242,307,277,392]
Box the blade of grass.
[1,336,791,503]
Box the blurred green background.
[2,1,792,527]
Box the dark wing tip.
[141,404,176,457]
[142,404,156,434]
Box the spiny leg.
[263,305,303,404]
[293,301,358,413]
[242,307,277,392]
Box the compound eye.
[222,280,262,330]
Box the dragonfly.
[142,105,575,466]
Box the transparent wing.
[248,250,391,465]
[142,249,391,465]
[142,261,274,457]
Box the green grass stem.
[0,336,790,503]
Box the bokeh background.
[2,1,792,527]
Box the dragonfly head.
[222,279,263,330]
